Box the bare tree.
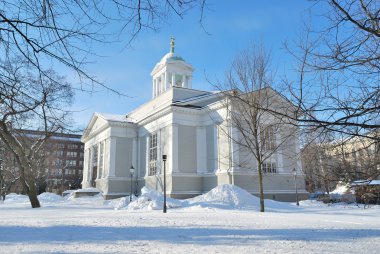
[214,44,300,212]
[284,0,380,141]
[0,0,207,92]
[0,60,73,208]
[301,128,380,194]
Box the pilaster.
[108,137,116,177]
[172,124,179,173]
[196,126,207,173]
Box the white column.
[160,74,165,94]
[155,79,159,97]
[196,126,207,174]
[88,147,93,182]
[96,142,101,179]
[132,137,137,170]
[231,126,240,171]
[172,124,179,173]
[214,125,219,171]
[182,74,186,88]
[108,137,116,177]
[164,72,168,91]
[82,149,90,187]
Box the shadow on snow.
[0,225,378,244]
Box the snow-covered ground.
[1,185,379,254]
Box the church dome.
[159,50,185,65]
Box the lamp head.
[130,165,135,174]
[162,155,167,161]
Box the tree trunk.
[258,163,265,212]
[26,180,41,208]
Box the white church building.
[81,39,307,201]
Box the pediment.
[81,114,109,142]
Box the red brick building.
[0,130,84,194]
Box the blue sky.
[71,1,321,129]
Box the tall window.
[261,126,275,151]
[149,133,158,175]
[262,162,277,173]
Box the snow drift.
[123,184,296,211]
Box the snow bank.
[38,192,63,203]
[4,193,29,203]
[127,187,182,210]
[112,197,130,210]
[125,184,296,211]
[185,184,259,210]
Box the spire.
[170,37,175,53]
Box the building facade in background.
[0,130,84,194]
[81,40,307,200]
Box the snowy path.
[1,202,379,254]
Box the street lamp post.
[130,165,135,202]
[292,168,299,206]
[162,155,167,213]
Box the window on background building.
[148,133,158,176]
[68,144,78,149]
[54,159,63,166]
[67,151,77,158]
[80,152,84,158]
[78,170,83,175]
[79,160,83,167]
[58,143,65,149]
[262,162,277,173]
[53,150,64,156]
[261,126,276,151]
[67,160,77,167]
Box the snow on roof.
[351,180,380,186]
[95,112,135,123]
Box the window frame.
[148,133,158,176]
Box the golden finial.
[170,37,175,53]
